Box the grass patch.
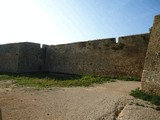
[0,73,140,88]
[15,75,115,88]
[0,73,115,88]
[0,74,14,80]
[130,88,160,106]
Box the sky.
[0,0,160,45]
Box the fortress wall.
[44,34,149,77]
[141,15,160,95]
[17,42,43,73]
[0,42,44,73]
[0,43,20,73]
[44,38,116,74]
[117,33,149,77]
[0,34,149,76]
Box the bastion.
[141,15,160,95]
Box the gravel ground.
[0,80,140,120]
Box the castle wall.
[0,35,149,77]
[17,42,43,73]
[0,42,43,73]
[44,34,149,77]
[0,43,19,73]
[141,15,160,95]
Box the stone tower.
[141,15,160,95]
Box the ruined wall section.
[17,42,43,73]
[141,15,160,95]
[44,34,149,77]
[0,43,20,73]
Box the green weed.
[130,88,160,106]
[0,73,114,88]
[0,73,140,88]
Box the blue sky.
[0,0,160,45]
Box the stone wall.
[44,33,149,77]
[17,42,43,73]
[141,15,160,95]
[0,34,149,77]
[0,43,19,73]
[0,42,43,73]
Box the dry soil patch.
[0,80,140,120]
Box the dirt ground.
[0,80,140,120]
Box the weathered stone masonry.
[141,15,160,95]
[0,33,149,78]
[0,42,43,73]
[44,34,149,77]
[0,43,19,73]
